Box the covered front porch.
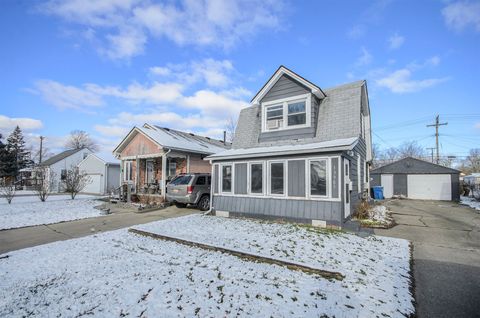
[121,151,187,198]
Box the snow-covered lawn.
[0,195,103,230]
[460,196,480,211]
[354,204,395,228]
[0,215,414,318]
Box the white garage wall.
[407,174,451,201]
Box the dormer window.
[262,93,311,132]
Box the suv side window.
[196,176,206,185]
[207,176,211,185]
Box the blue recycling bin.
[372,186,384,200]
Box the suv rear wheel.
[198,195,210,211]
[175,202,187,208]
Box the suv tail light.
[187,185,194,194]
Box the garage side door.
[82,174,102,194]
[407,174,451,200]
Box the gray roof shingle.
[232,79,366,149]
[371,157,460,174]
[39,148,85,166]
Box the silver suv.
[166,173,211,211]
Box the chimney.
[223,130,227,144]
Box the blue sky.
[0,0,479,161]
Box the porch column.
[162,154,167,200]
[135,156,140,193]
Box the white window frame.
[212,164,218,194]
[307,157,330,199]
[357,155,362,193]
[145,159,154,184]
[247,161,265,195]
[220,163,234,194]
[168,161,177,177]
[261,93,312,133]
[212,156,341,202]
[267,160,287,197]
[124,161,132,182]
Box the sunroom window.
[310,159,327,196]
[222,165,232,193]
[270,162,284,195]
[250,163,263,194]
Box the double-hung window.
[263,94,310,132]
[265,105,283,130]
[269,161,285,195]
[287,101,306,126]
[310,159,328,197]
[124,161,132,182]
[221,164,232,193]
[249,162,263,194]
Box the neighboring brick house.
[206,66,373,228]
[113,124,230,201]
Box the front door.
[344,158,351,218]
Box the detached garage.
[78,154,121,195]
[371,157,460,201]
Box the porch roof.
[206,137,358,160]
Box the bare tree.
[0,184,16,204]
[397,141,426,159]
[62,166,91,199]
[65,130,98,151]
[35,166,55,202]
[225,117,237,143]
[463,149,480,174]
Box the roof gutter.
[207,144,357,161]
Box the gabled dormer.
[251,66,326,142]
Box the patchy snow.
[0,196,103,230]
[460,196,480,211]
[368,205,394,223]
[0,217,414,317]
[134,214,414,317]
[0,194,100,205]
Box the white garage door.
[407,174,451,200]
[82,174,102,194]
[381,174,394,198]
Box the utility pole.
[39,136,44,164]
[426,115,447,164]
[426,147,435,163]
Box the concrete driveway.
[374,199,480,318]
[0,206,199,254]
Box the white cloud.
[0,115,43,133]
[149,66,171,76]
[347,24,366,39]
[34,80,104,110]
[475,122,480,129]
[40,0,285,60]
[355,47,373,67]
[442,1,480,32]
[388,33,405,49]
[376,69,449,93]
[149,59,235,88]
[94,124,130,137]
[181,90,247,118]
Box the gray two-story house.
[206,66,372,228]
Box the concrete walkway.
[0,206,199,254]
[374,199,480,318]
